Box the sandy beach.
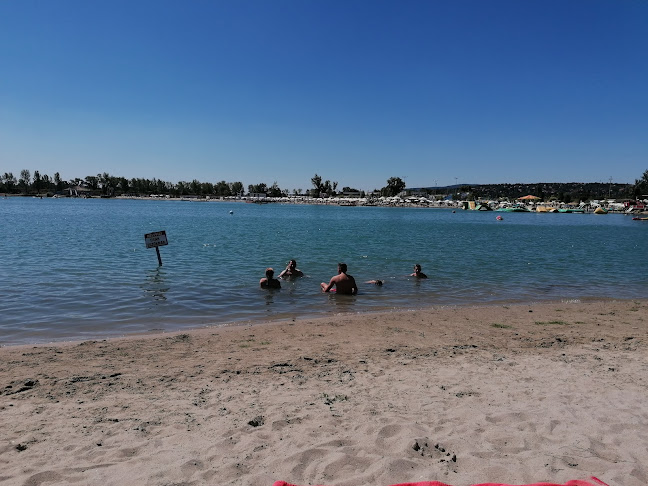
[1,300,646,486]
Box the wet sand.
[1,300,647,486]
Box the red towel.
[272,478,609,486]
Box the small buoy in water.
[496,215,503,221]
[229,210,234,214]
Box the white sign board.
[144,231,168,249]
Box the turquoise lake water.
[1,197,647,345]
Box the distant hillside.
[409,182,634,202]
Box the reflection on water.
[262,288,279,306]
[325,292,358,311]
[142,268,169,302]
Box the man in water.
[278,259,304,279]
[411,264,428,279]
[321,262,358,295]
[260,268,281,289]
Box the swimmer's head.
[265,268,274,278]
[375,280,383,286]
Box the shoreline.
[0,296,633,349]
[7,193,647,213]
[4,197,647,349]
[2,299,647,485]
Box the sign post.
[144,230,168,266]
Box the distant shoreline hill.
[407,181,634,200]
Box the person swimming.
[260,268,281,289]
[410,264,427,279]
[321,262,358,295]
[278,259,304,279]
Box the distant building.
[405,189,428,197]
[66,185,92,197]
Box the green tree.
[190,179,201,195]
[214,181,231,197]
[33,171,42,193]
[321,180,337,196]
[155,178,168,195]
[129,178,139,194]
[229,181,243,196]
[634,169,648,198]
[19,169,31,193]
[116,177,128,194]
[99,172,118,196]
[267,181,284,197]
[41,174,52,193]
[248,182,268,194]
[54,172,63,192]
[381,176,406,197]
[3,173,16,193]
[96,172,109,195]
[310,173,324,196]
[85,175,99,191]
[201,182,214,195]
[176,181,187,196]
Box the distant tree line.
[0,170,246,198]
[447,180,638,203]
[412,175,646,203]
[0,170,409,199]
[1,169,646,202]
[309,174,406,197]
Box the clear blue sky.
[1,0,646,192]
